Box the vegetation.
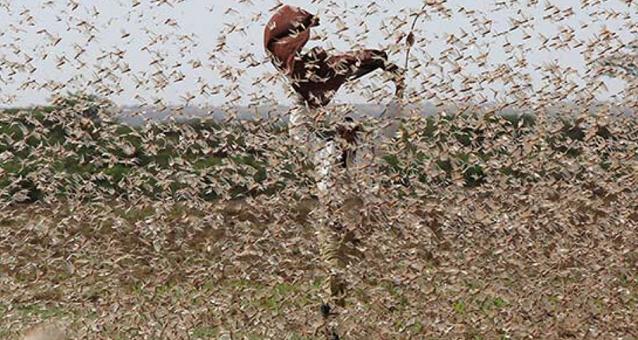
[1,99,636,338]
[0,99,626,205]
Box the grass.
[191,326,219,338]
[2,191,637,338]
[1,103,637,338]
[452,300,466,314]
[16,305,69,320]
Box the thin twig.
[404,2,428,71]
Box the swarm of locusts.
[1,0,637,339]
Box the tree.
[49,91,116,124]
[600,40,638,79]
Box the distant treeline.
[0,99,635,204]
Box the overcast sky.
[0,0,636,109]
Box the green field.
[1,100,637,338]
